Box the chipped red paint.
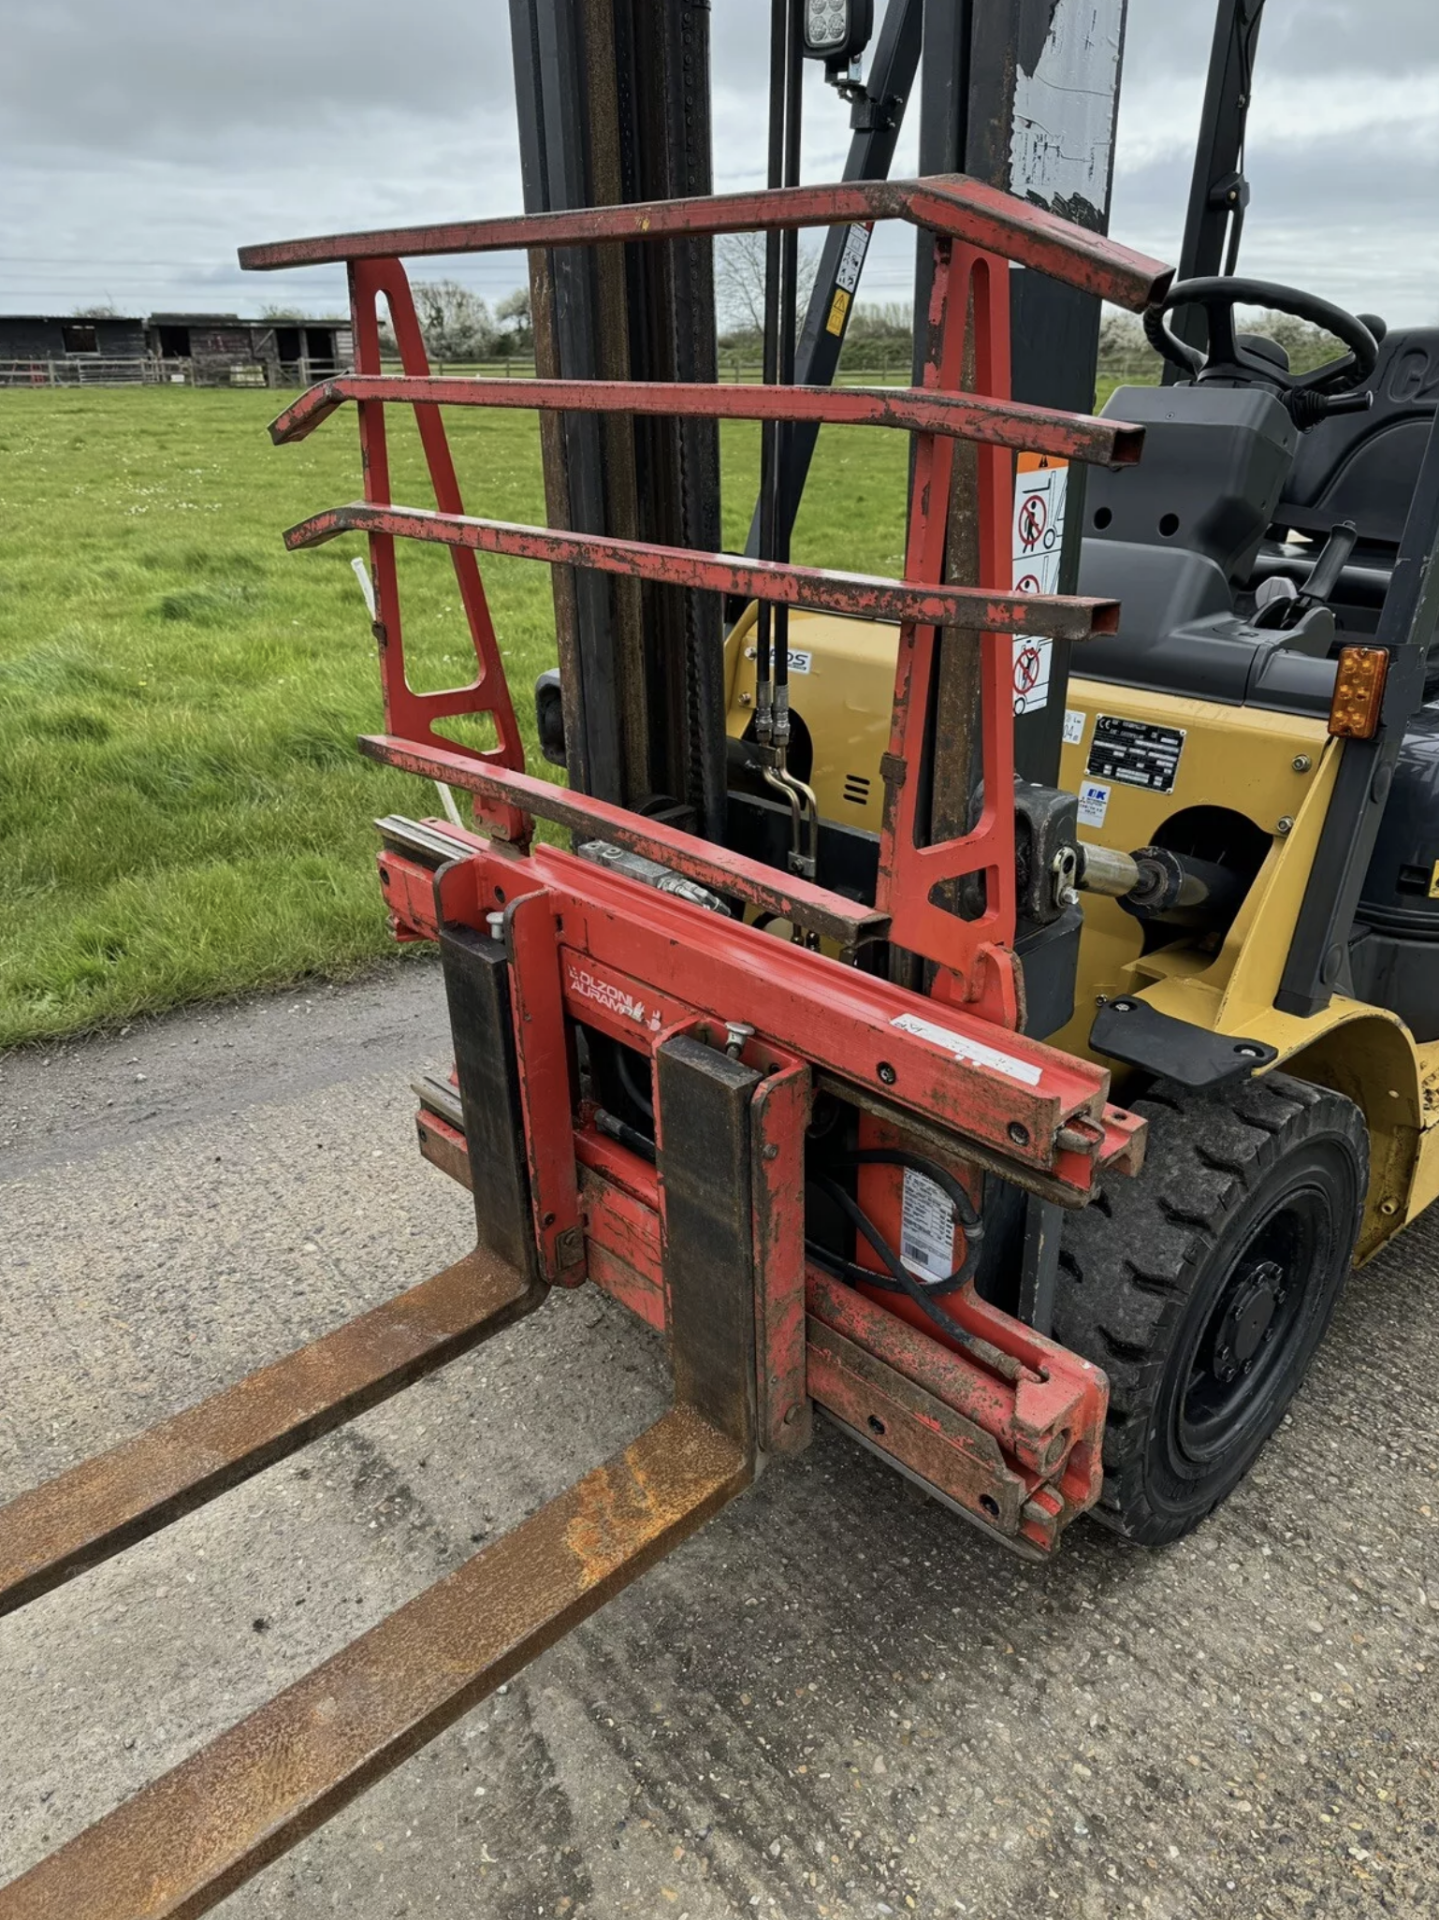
[382,829,1141,1200]
[876,242,1022,999]
[239,173,1172,314]
[503,890,587,1287]
[409,1114,1104,1554]
[269,374,1145,468]
[288,500,1118,641]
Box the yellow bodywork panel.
[724,603,894,831]
[723,613,1436,1258]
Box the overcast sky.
[2,0,1436,327]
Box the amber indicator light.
[1328,645,1390,740]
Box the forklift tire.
[1053,1072,1367,1546]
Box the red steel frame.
[0,173,1182,1920]
[244,173,1170,1549]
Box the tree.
[72,303,119,317]
[1242,309,1340,376]
[495,286,534,354]
[1097,307,1156,385]
[260,302,305,320]
[410,280,498,361]
[715,230,819,345]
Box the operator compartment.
[728,302,1439,1058]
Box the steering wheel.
[1144,276,1379,425]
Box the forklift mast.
[514,0,1132,806]
[1165,0,1267,371]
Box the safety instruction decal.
[1062,708,1087,746]
[1012,454,1068,716]
[1086,714,1186,794]
[900,1168,957,1282]
[826,224,871,335]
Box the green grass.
[0,387,911,1046]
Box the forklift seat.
[1278,326,1439,555]
[1075,383,1337,713]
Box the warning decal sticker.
[1086,714,1186,794]
[900,1168,957,1282]
[1012,454,1068,716]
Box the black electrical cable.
[772,0,804,715]
[807,1177,997,1360]
[595,1108,657,1163]
[614,1046,654,1123]
[811,1149,983,1289]
[802,1148,994,1360]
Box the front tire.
[1054,1072,1367,1545]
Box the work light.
[801,0,872,63]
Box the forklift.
[721,0,1439,1546]
[4,1,1438,1912]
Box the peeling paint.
[1010,0,1125,222]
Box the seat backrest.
[1279,327,1439,551]
[1091,385,1298,582]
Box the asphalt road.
[2,964,1438,1919]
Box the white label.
[900,1168,956,1282]
[835,223,870,294]
[890,1012,1043,1087]
[1077,780,1111,828]
[1062,707,1086,746]
[786,648,813,675]
[1011,636,1052,716]
[1012,460,1068,715]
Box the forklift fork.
[0,1020,785,1919]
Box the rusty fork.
[0,1034,778,1920]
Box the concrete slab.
[2,966,1437,1917]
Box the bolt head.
[1276,815,1295,835]
[1292,754,1312,773]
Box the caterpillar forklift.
[722,0,1439,1545]
[4,1,1439,1912]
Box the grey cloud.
[1,0,1436,321]
[0,0,517,152]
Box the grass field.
[0,386,915,1046]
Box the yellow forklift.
[723,0,1439,1543]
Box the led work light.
[802,0,873,63]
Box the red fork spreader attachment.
[0,174,1166,1917]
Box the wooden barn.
[146,315,353,385]
[0,314,147,380]
[0,311,354,386]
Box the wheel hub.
[1210,1259,1285,1383]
